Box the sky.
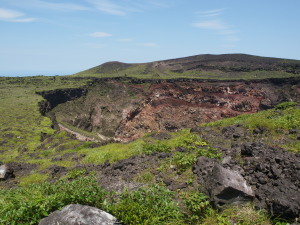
[1,0,300,76]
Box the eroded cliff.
[43,77,300,142]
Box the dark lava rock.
[150,132,172,140]
[6,162,37,177]
[47,165,67,178]
[241,142,300,219]
[241,142,263,157]
[39,204,118,225]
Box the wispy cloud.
[138,43,158,47]
[89,32,112,37]
[0,8,35,22]
[86,0,170,16]
[32,0,89,11]
[193,8,238,47]
[86,0,127,16]
[193,20,228,31]
[198,8,225,17]
[2,0,89,12]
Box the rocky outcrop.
[39,204,118,225]
[192,126,300,219]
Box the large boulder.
[207,164,254,207]
[193,157,254,207]
[0,164,14,181]
[39,204,118,225]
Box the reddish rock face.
[50,78,300,142]
[114,80,289,141]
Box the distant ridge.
[73,54,300,80]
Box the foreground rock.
[193,157,254,207]
[39,204,118,225]
[0,164,14,181]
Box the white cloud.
[0,8,35,22]
[138,43,158,47]
[89,32,112,37]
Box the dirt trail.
[58,123,103,142]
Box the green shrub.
[182,192,212,223]
[109,185,183,225]
[0,177,107,225]
[172,152,197,173]
[65,168,87,180]
[195,146,222,159]
[143,142,171,155]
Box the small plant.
[172,152,197,173]
[182,192,212,223]
[65,168,87,180]
[196,146,222,159]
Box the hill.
[73,54,300,79]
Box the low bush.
[0,177,107,225]
[143,141,171,155]
[108,185,184,225]
[182,192,212,224]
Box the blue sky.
[1,0,300,76]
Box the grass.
[202,203,272,225]
[79,139,145,164]
[19,173,49,186]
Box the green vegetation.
[0,177,107,225]
[0,175,275,225]
[203,102,300,153]
[109,185,183,225]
